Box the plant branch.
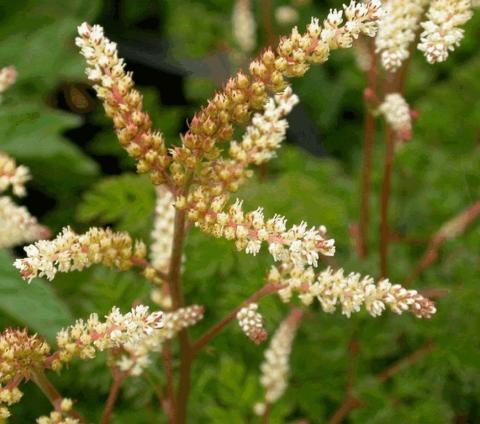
[100,367,125,424]
[377,341,434,382]
[168,207,191,424]
[260,0,275,46]
[31,369,87,423]
[358,38,378,258]
[379,125,395,278]
[161,343,176,423]
[191,282,284,356]
[404,201,480,285]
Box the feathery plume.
[14,226,146,283]
[269,265,436,318]
[418,0,473,63]
[75,23,170,185]
[254,309,303,414]
[150,185,175,273]
[0,152,30,197]
[375,0,428,71]
[116,305,204,376]
[232,0,257,53]
[0,197,49,249]
[55,305,163,365]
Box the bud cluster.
[76,23,170,185]
[0,197,49,249]
[14,226,147,283]
[232,0,257,53]
[55,305,163,365]
[269,265,436,318]
[0,329,51,417]
[116,305,204,376]
[375,0,428,71]
[378,93,412,140]
[182,196,335,267]
[36,399,78,424]
[150,185,175,273]
[171,0,382,185]
[237,303,268,344]
[418,0,473,63]
[0,152,30,197]
[0,66,16,101]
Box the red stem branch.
[100,368,125,424]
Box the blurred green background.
[0,0,479,422]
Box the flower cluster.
[36,399,78,424]
[269,265,436,318]
[0,66,16,101]
[116,305,204,376]
[236,303,268,344]
[182,196,335,267]
[375,0,428,71]
[418,0,473,63]
[232,0,257,53]
[0,329,51,417]
[150,185,175,273]
[378,93,412,140]
[55,305,163,366]
[0,152,30,197]
[171,0,383,185]
[196,87,299,196]
[254,309,303,415]
[14,226,147,283]
[0,196,49,249]
[75,23,170,185]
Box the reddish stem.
[358,38,378,258]
[379,125,395,278]
[100,368,125,424]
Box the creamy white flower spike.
[375,0,428,71]
[0,152,30,197]
[14,226,147,283]
[0,66,16,101]
[378,93,412,140]
[232,0,257,53]
[0,197,48,249]
[418,0,473,63]
[55,305,163,364]
[116,305,204,376]
[254,309,303,414]
[269,265,436,319]
[150,185,175,273]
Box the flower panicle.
[232,0,257,54]
[254,309,303,415]
[181,194,335,267]
[0,197,49,249]
[55,305,163,366]
[375,0,429,71]
[418,0,473,63]
[36,399,77,424]
[171,0,383,185]
[75,23,170,185]
[150,185,175,273]
[116,305,204,376]
[0,66,17,99]
[0,151,30,197]
[236,303,268,344]
[378,93,412,140]
[270,265,436,319]
[14,226,147,283]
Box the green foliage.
[0,1,479,423]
